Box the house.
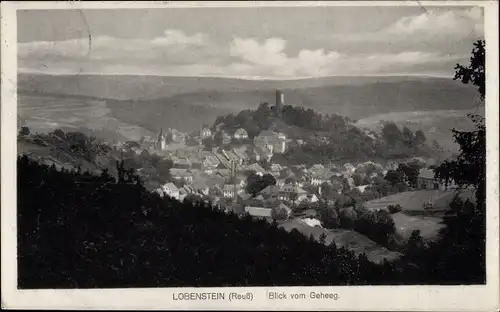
[173,157,192,169]
[192,179,210,196]
[202,154,220,174]
[278,184,308,202]
[275,202,292,219]
[246,163,267,176]
[215,168,232,180]
[253,130,286,155]
[301,218,323,228]
[169,168,193,183]
[259,185,281,200]
[416,168,453,190]
[309,169,335,186]
[253,146,273,162]
[237,190,253,202]
[209,185,224,197]
[355,185,370,193]
[223,184,236,198]
[304,209,319,219]
[159,182,180,200]
[233,146,250,165]
[276,179,286,187]
[343,163,356,173]
[200,127,212,139]
[305,193,319,203]
[222,149,241,165]
[270,163,283,173]
[234,128,249,140]
[216,130,232,145]
[245,206,272,219]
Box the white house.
[254,130,286,155]
[200,127,212,139]
[301,218,323,228]
[170,168,193,183]
[416,168,454,190]
[223,184,236,198]
[278,184,308,202]
[234,128,249,140]
[160,182,180,200]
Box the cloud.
[18,15,473,79]
[151,29,209,46]
[229,37,342,77]
[18,29,217,63]
[388,7,483,38]
[335,7,483,44]
[227,37,461,77]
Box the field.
[365,190,457,213]
[364,189,476,242]
[18,94,156,142]
[390,212,445,242]
[279,218,402,263]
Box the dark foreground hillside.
[18,156,399,288]
[18,155,485,288]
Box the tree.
[19,126,30,136]
[352,173,364,187]
[453,40,485,101]
[413,130,427,146]
[246,172,276,196]
[398,163,420,188]
[405,230,426,259]
[320,207,340,229]
[320,182,337,200]
[157,159,173,181]
[430,40,486,283]
[402,126,415,146]
[53,128,65,138]
[384,170,405,187]
[381,122,403,146]
[271,205,289,221]
[387,204,402,214]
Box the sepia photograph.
[1,1,499,311]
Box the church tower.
[156,128,166,151]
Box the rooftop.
[245,206,272,218]
[418,169,436,180]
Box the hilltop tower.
[275,90,284,117]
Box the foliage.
[18,155,403,288]
[19,126,31,136]
[271,205,289,221]
[214,103,430,166]
[246,172,276,196]
[417,39,486,284]
[397,162,421,188]
[387,204,403,214]
[353,209,396,247]
[384,170,405,187]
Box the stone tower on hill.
[275,90,284,117]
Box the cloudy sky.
[17,5,484,79]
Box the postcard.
[1,1,499,311]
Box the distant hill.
[18,73,482,146]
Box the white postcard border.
[1,1,499,311]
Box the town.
[91,90,461,263]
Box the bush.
[388,204,403,214]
